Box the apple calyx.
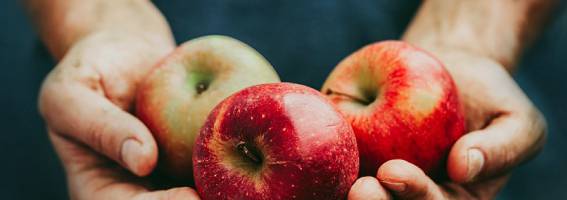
[236,141,263,165]
[324,88,373,106]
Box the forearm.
[403,0,557,71]
[26,0,175,60]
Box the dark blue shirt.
[1,0,566,199]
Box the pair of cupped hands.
[39,31,545,200]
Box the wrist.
[402,0,557,72]
[404,39,513,79]
[60,30,175,69]
[401,1,518,71]
[27,0,174,60]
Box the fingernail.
[466,148,485,182]
[381,181,406,193]
[122,139,143,174]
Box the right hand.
[39,31,200,200]
[347,48,546,200]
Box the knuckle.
[454,134,479,152]
[499,145,517,171]
[517,107,547,151]
[521,107,547,163]
[85,120,106,155]
[37,72,61,119]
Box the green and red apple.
[136,35,280,180]
[321,41,465,177]
[193,83,359,200]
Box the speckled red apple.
[136,35,280,181]
[321,41,465,177]
[193,83,359,200]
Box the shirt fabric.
[1,0,567,199]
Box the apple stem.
[236,141,262,164]
[325,89,371,105]
[196,81,208,94]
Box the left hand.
[39,32,200,200]
[348,48,546,200]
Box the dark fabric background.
[1,0,566,199]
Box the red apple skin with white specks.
[321,41,465,177]
[193,83,359,200]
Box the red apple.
[136,35,280,181]
[193,83,359,200]
[321,41,465,177]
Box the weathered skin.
[136,35,280,181]
[193,83,359,200]
[321,41,465,177]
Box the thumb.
[447,109,546,183]
[377,160,446,200]
[40,81,158,176]
[348,176,392,200]
[133,188,201,200]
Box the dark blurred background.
[1,0,566,199]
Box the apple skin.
[136,35,280,181]
[193,83,359,200]
[321,41,465,177]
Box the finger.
[447,109,546,183]
[40,81,158,176]
[49,130,145,200]
[134,187,200,200]
[98,187,200,200]
[456,173,510,199]
[48,129,111,175]
[50,132,199,200]
[348,176,392,200]
[377,160,446,200]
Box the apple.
[193,83,359,200]
[136,35,280,181]
[321,41,465,177]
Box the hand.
[348,48,546,199]
[39,31,200,200]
